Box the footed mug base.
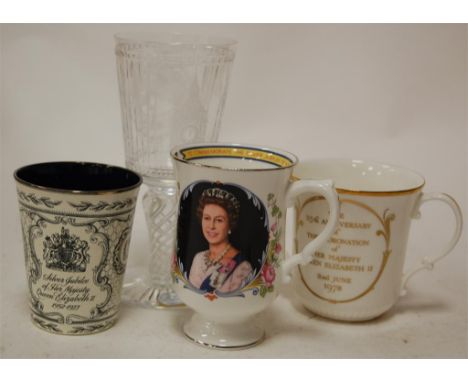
[183,313,265,350]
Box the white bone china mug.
[170,143,340,349]
[291,159,463,321]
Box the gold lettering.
[306,215,320,224]
[332,276,352,284]
[324,262,365,272]
[307,232,318,239]
[304,215,330,225]
[317,273,330,281]
[339,221,372,229]
[327,254,360,264]
[324,283,342,293]
[328,237,369,246]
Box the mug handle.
[400,192,463,296]
[281,179,340,284]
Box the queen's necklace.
[204,244,231,269]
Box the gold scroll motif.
[297,197,395,304]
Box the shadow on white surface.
[279,281,451,326]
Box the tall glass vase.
[115,33,237,308]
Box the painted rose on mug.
[261,263,276,287]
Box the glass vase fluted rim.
[114,32,237,48]
[14,161,143,195]
[170,142,299,172]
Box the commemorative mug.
[14,162,142,334]
[170,143,340,349]
[291,159,463,321]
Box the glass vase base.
[122,277,184,309]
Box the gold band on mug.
[290,175,424,197]
[180,146,294,168]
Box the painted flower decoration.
[275,242,282,254]
[262,263,276,287]
[270,222,277,233]
[219,259,236,274]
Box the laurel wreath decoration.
[68,199,135,212]
[17,191,62,208]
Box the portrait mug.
[171,143,340,349]
[14,162,142,335]
[291,159,463,321]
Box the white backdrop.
[1,24,467,358]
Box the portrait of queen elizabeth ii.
[176,182,269,295]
